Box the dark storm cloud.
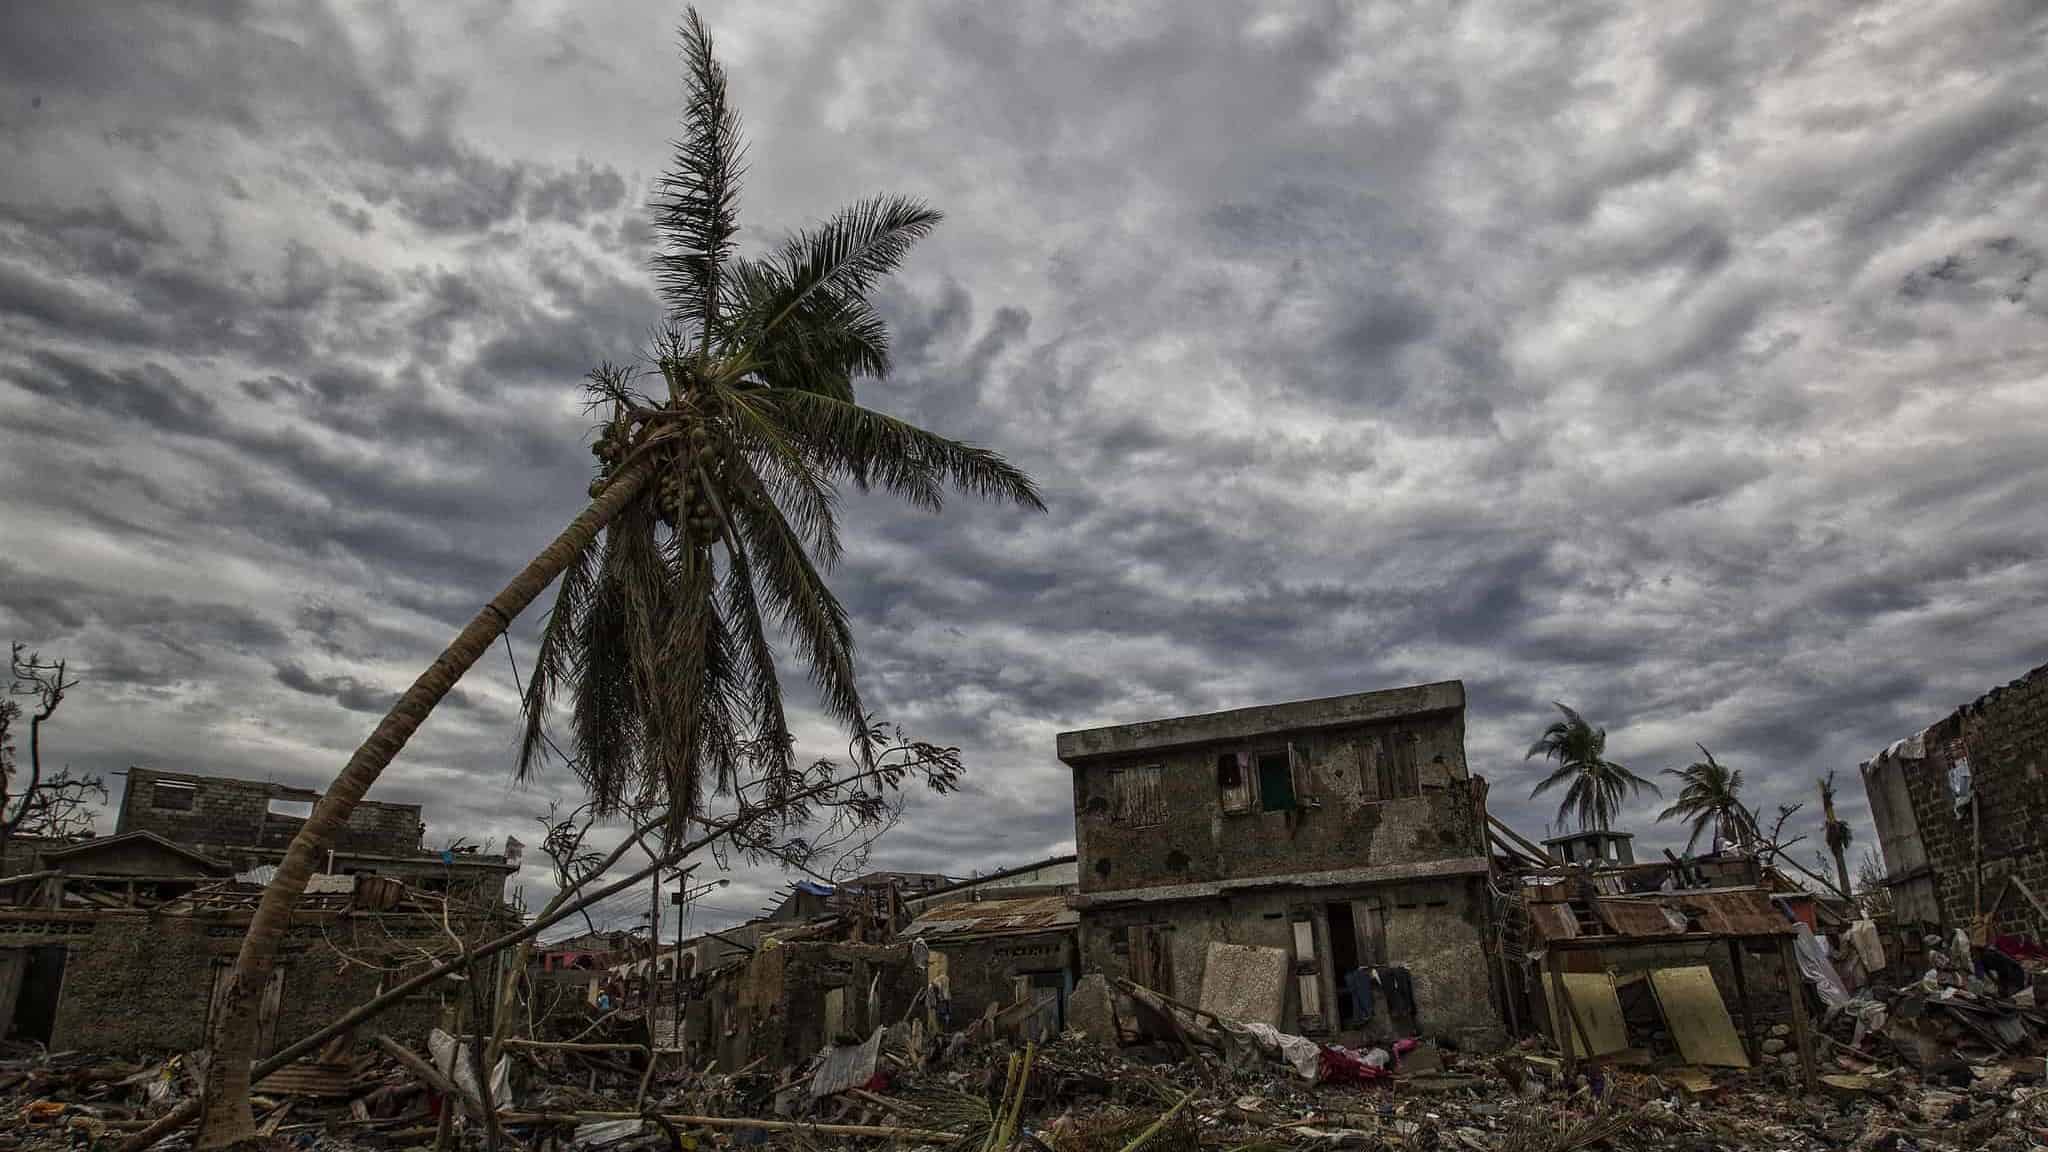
[3,0,2047,928]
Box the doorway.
[9,946,66,1044]
[1326,903,1361,1025]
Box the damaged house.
[1862,659,2048,944]
[0,769,518,1052]
[897,854,1081,1037]
[1058,681,1504,1050]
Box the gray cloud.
[3,0,2047,928]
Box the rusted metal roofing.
[901,895,1077,941]
[1525,887,1795,946]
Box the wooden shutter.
[1288,742,1314,806]
[1111,766,1165,827]
[1218,752,1252,814]
[1126,925,1174,994]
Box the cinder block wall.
[1891,662,2048,935]
[1,910,448,1053]
[118,767,424,858]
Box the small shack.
[901,894,1078,1037]
[1517,873,1816,1090]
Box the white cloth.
[1235,1021,1323,1080]
[1792,925,1851,1009]
[1846,918,1886,971]
[429,1028,514,1107]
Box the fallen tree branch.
[496,1110,962,1142]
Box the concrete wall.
[1069,711,1480,894]
[708,941,921,1072]
[1076,874,1501,1049]
[0,909,458,1052]
[1864,661,2048,936]
[118,766,425,858]
[926,930,1073,1028]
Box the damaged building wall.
[1076,875,1500,1049]
[1064,683,1481,894]
[1862,660,2048,937]
[0,909,447,1051]
[927,931,1073,1029]
[118,767,425,856]
[902,895,1080,1031]
[1059,682,1501,1048]
[708,940,922,1073]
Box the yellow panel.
[1648,966,1750,1068]
[1548,972,1627,1058]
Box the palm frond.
[651,7,745,346]
[749,196,942,344]
[517,535,599,781]
[709,479,793,786]
[731,482,865,737]
[763,388,1046,512]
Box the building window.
[1109,765,1165,827]
[1217,752,1251,814]
[1256,750,1295,811]
[152,781,197,810]
[1374,733,1421,800]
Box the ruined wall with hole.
[1873,661,2048,937]
[0,910,448,1052]
[1075,875,1501,1048]
[1068,713,1482,895]
[710,941,922,1072]
[926,931,1074,1030]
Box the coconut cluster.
[590,413,748,549]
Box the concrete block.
[1197,942,1288,1027]
[1067,974,1118,1045]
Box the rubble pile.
[6,987,2046,1152]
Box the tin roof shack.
[902,895,1078,1040]
[1058,681,1503,1050]
[1515,870,1817,1090]
[1861,660,2048,943]
[117,766,517,907]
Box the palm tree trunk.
[196,463,648,1149]
[1820,785,1853,899]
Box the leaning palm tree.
[196,11,1042,1145]
[1657,745,1759,853]
[1526,702,1658,832]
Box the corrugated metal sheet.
[901,895,1077,941]
[1680,888,1790,936]
[1524,903,1579,944]
[1597,899,1689,937]
[1528,888,1794,944]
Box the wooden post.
[1777,937,1818,1094]
[1545,951,1579,1080]
[1727,939,1757,1065]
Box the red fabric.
[1993,935,2048,961]
[1318,1046,1391,1085]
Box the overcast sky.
[3,0,2045,935]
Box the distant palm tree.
[1658,745,1759,853]
[1526,702,1658,832]
[196,10,1042,1145]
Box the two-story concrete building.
[1058,681,1503,1050]
[116,766,518,906]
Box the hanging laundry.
[1376,965,1416,1021]
[1343,967,1374,1024]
